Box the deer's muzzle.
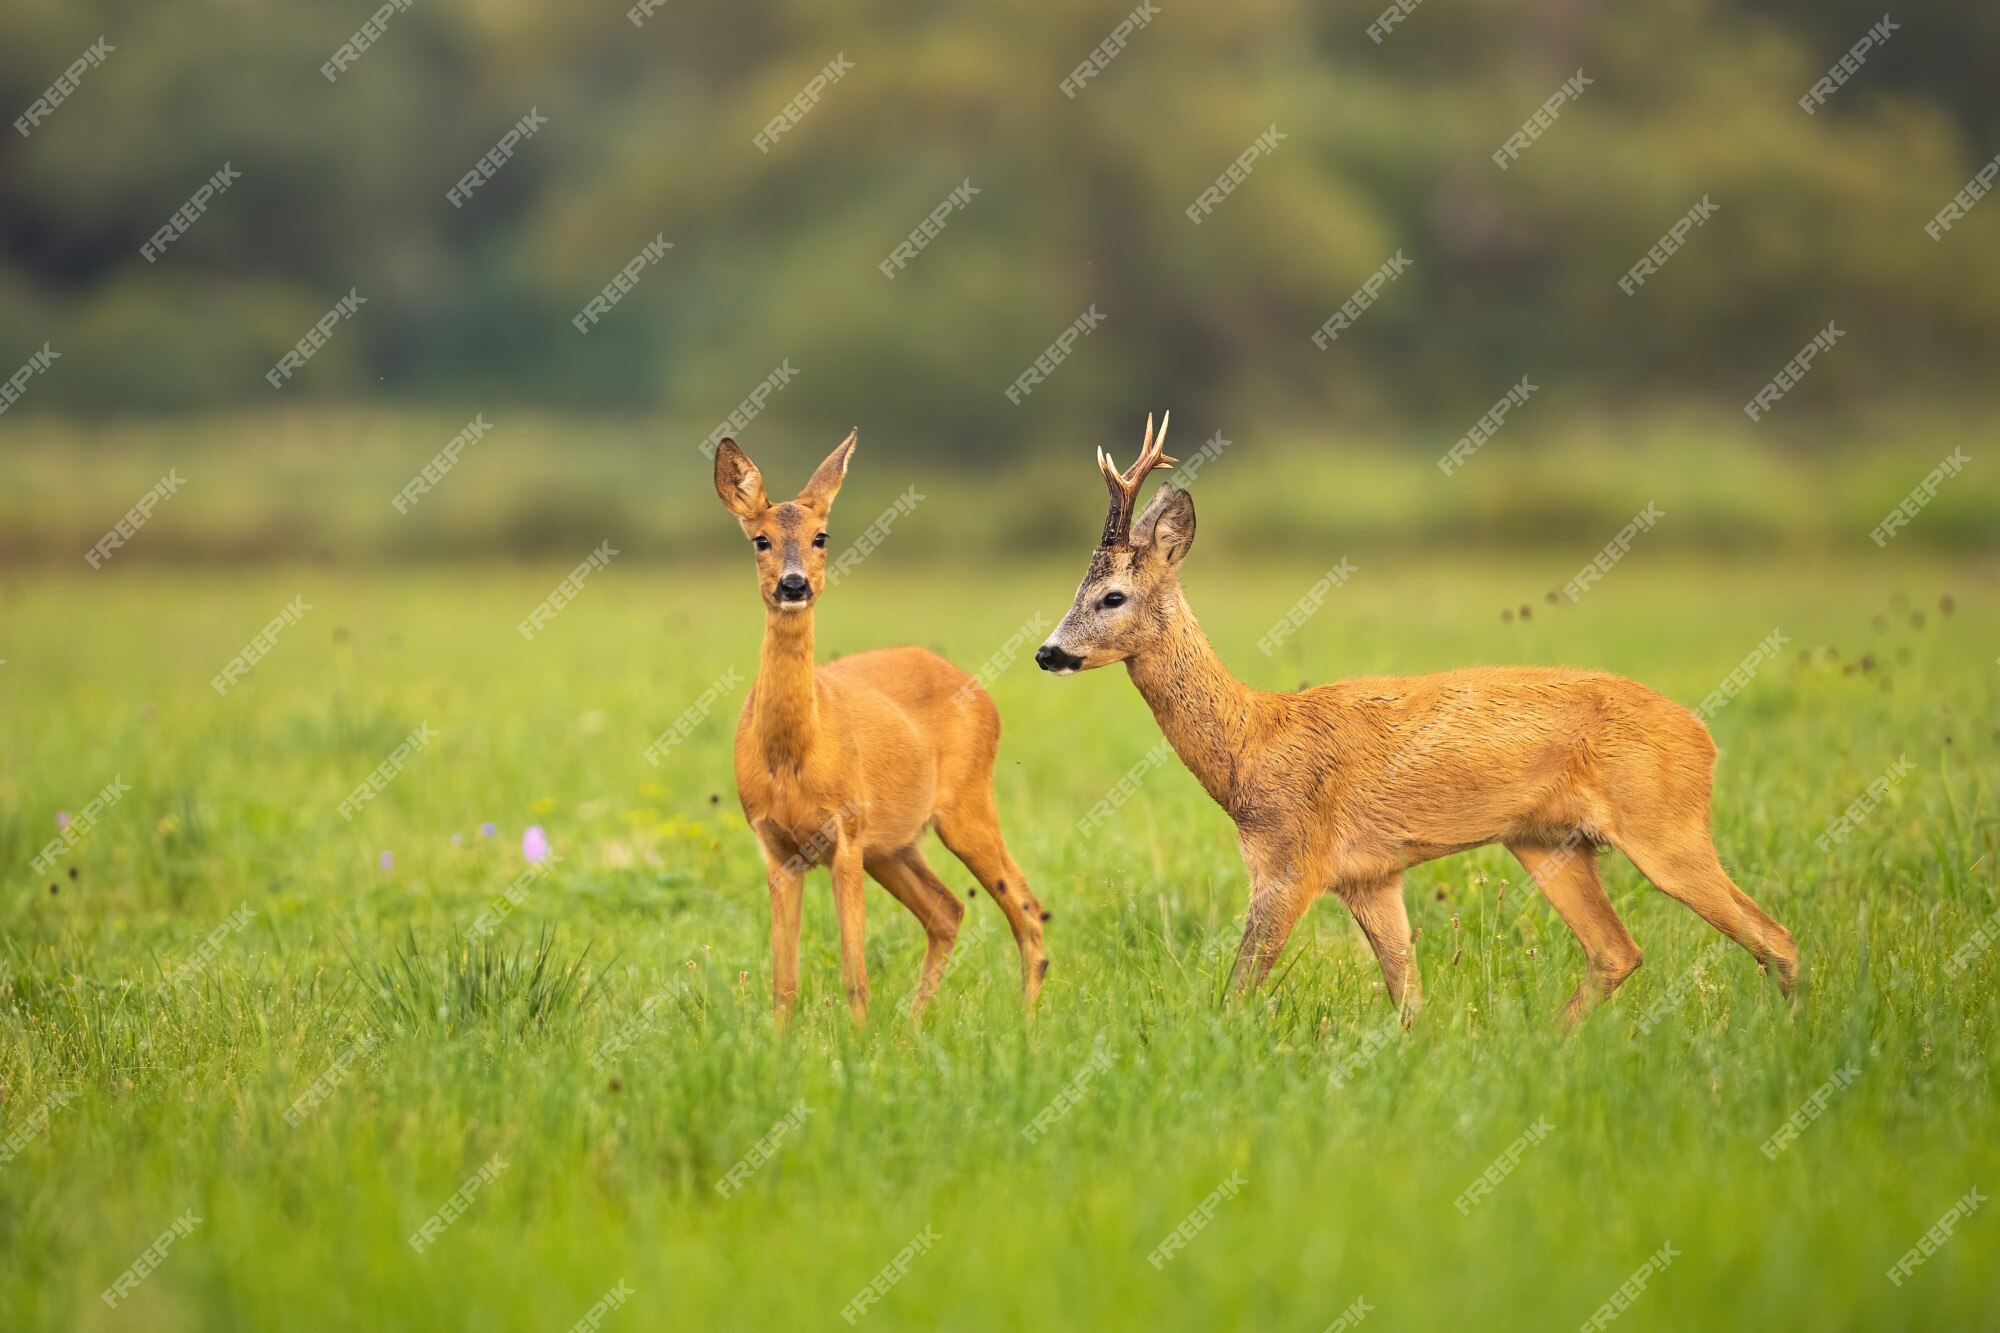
[1035,643,1083,674]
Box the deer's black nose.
[1036,644,1082,672]
[778,574,810,601]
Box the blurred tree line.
[1,0,1995,451]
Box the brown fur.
[1042,425,1797,1026]
[715,431,1048,1023]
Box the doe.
[715,430,1049,1022]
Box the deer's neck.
[1125,593,1260,813]
[753,607,820,768]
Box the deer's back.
[1244,665,1716,867]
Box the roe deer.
[715,430,1049,1022]
[1034,413,1797,1026]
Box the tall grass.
[350,927,599,1038]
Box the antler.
[1097,410,1178,547]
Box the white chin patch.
[776,599,812,612]
[1049,666,1077,676]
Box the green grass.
[2,549,1996,1331]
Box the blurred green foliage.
[5,408,1995,564]
[3,0,1997,450]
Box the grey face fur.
[1038,484,1197,673]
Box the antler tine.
[1098,410,1181,547]
[1131,408,1177,481]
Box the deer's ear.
[714,439,770,522]
[1134,485,1195,567]
[797,428,857,511]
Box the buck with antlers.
[1035,412,1797,1026]
[715,429,1049,1023]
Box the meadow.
[1,429,1997,1331]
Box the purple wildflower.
[522,825,550,863]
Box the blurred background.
[3,12,1998,1327]
[0,0,1995,559]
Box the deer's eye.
[1100,591,1127,608]
[753,535,771,551]
[812,533,827,548]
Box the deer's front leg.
[1227,845,1324,998]
[829,837,870,1022]
[1347,873,1421,1026]
[758,832,805,1025]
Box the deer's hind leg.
[1610,823,1797,997]
[932,789,1049,1008]
[1508,840,1642,1027]
[1596,717,1799,998]
[865,846,966,1011]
